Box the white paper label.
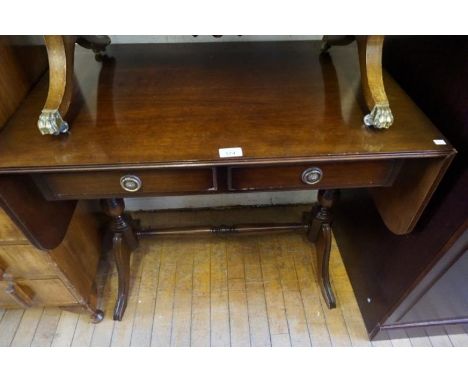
[433,139,447,145]
[219,147,243,158]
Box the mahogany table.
[0,41,455,321]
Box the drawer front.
[36,168,218,199]
[0,245,56,279]
[228,160,400,191]
[0,278,77,308]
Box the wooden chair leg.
[321,35,394,129]
[38,35,111,135]
[38,35,76,135]
[357,35,394,129]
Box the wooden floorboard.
[90,264,117,347]
[425,326,453,347]
[258,237,291,346]
[406,327,433,347]
[170,240,194,346]
[0,309,24,346]
[191,241,211,347]
[10,308,43,347]
[111,245,145,347]
[388,328,413,347]
[227,240,251,347]
[151,240,177,346]
[31,308,61,347]
[371,330,394,347]
[286,235,331,347]
[52,311,79,347]
[2,206,467,347]
[130,241,162,347]
[445,324,468,347]
[244,237,271,347]
[210,240,231,347]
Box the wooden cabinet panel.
[0,208,27,244]
[0,278,76,308]
[0,245,56,278]
[228,160,400,191]
[36,168,218,199]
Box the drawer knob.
[120,175,142,192]
[301,167,323,185]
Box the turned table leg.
[101,198,138,321]
[307,189,338,309]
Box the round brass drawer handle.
[120,175,142,192]
[301,167,323,185]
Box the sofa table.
[0,41,455,321]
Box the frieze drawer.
[228,160,401,191]
[35,168,218,200]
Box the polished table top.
[0,41,454,173]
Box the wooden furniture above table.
[0,41,455,321]
[38,35,393,135]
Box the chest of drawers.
[0,202,104,322]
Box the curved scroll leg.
[111,233,131,321]
[101,198,138,321]
[320,35,394,130]
[38,35,111,135]
[316,223,335,308]
[38,36,76,135]
[357,36,394,129]
[307,189,338,309]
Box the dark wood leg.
[101,198,138,321]
[316,223,335,308]
[111,232,131,321]
[307,189,338,309]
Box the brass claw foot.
[364,105,394,129]
[37,110,70,135]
